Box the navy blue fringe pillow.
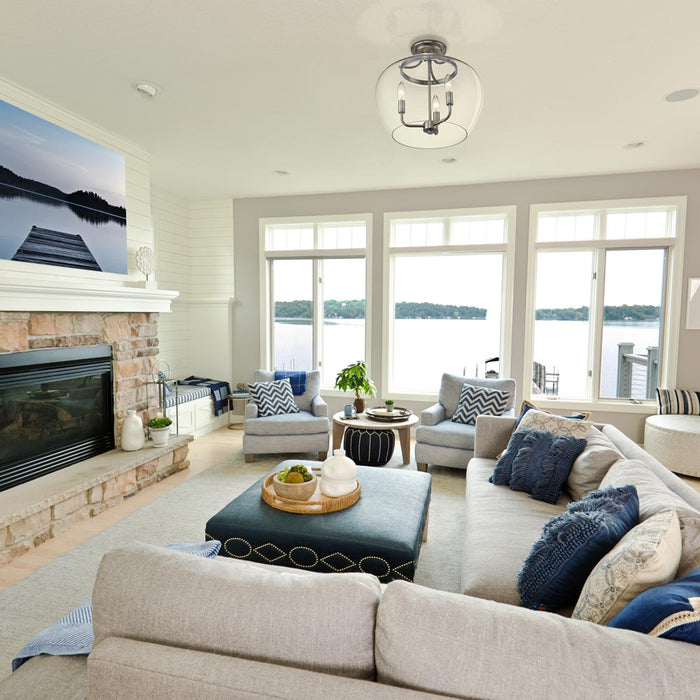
[490,430,531,485]
[517,485,639,611]
[509,430,587,504]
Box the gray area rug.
[0,451,464,679]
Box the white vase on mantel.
[321,449,357,498]
[121,410,145,451]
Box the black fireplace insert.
[0,344,114,492]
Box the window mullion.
[590,249,607,402]
[268,260,276,369]
[313,259,322,371]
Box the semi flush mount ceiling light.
[376,38,482,149]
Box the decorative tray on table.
[261,468,361,514]
[364,407,413,423]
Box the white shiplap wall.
[153,195,235,384]
[0,76,153,289]
[152,187,191,380]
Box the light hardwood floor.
[0,427,242,592]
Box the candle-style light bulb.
[397,82,406,115]
[445,79,454,107]
[432,94,440,121]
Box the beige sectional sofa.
[4,417,700,699]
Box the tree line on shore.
[276,300,661,322]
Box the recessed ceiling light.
[134,81,161,98]
[664,88,699,103]
[441,157,457,164]
[623,141,647,150]
[273,170,290,176]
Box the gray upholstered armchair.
[243,370,329,462]
[415,373,516,472]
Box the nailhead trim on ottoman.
[344,427,395,467]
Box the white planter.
[150,426,171,447]
[121,410,145,451]
[321,449,357,498]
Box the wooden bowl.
[272,473,318,501]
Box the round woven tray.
[261,468,360,514]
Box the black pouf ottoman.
[206,461,431,583]
[343,426,395,466]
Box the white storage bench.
[644,414,700,478]
[164,386,228,438]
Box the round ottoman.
[343,426,395,467]
[644,414,700,477]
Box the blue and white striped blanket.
[274,370,306,396]
[178,376,231,416]
[11,540,221,671]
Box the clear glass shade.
[376,53,482,149]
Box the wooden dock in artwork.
[11,226,102,271]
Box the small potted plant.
[385,399,395,413]
[148,415,172,447]
[273,464,317,501]
[334,360,377,414]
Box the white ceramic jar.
[320,448,357,498]
[121,409,145,451]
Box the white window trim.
[382,205,516,401]
[258,214,373,389]
[523,196,686,409]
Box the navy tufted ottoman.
[206,461,431,582]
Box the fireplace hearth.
[0,345,114,492]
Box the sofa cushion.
[92,543,381,680]
[463,459,570,605]
[601,458,700,577]
[415,420,475,450]
[253,370,320,413]
[573,510,681,625]
[451,383,510,426]
[516,408,591,438]
[517,485,639,610]
[609,566,700,644]
[248,378,299,417]
[566,426,623,501]
[376,579,700,700]
[244,410,329,436]
[515,400,590,427]
[509,431,587,504]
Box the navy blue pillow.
[509,431,587,504]
[608,567,700,643]
[517,485,639,610]
[490,429,532,485]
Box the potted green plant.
[334,360,376,414]
[385,399,395,413]
[148,415,172,447]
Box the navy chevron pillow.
[249,378,300,417]
[451,383,510,426]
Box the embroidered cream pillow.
[572,509,681,625]
[516,409,591,439]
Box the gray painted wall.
[232,168,700,441]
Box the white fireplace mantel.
[0,281,179,313]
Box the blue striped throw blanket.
[178,376,231,416]
[274,370,306,396]
[12,540,221,671]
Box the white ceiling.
[0,0,698,200]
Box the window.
[526,198,685,404]
[384,208,515,395]
[261,216,370,389]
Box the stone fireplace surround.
[0,310,190,564]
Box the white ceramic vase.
[121,410,145,451]
[321,449,357,498]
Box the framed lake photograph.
[0,98,127,274]
[687,278,700,330]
